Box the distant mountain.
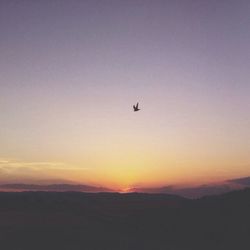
[173,184,235,198]
[131,177,250,198]
[131,184,235,198]
[131,185,174,193]
[0,183,113,192]
[2,176,250,198]
[2,182,233,198]
[228,176,250,186]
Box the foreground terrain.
[0,189,250,250]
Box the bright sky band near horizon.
[0,0,250,190]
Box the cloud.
[0,183,113,192]
[0,158,88,184]
[0,159,11,164]
[0,158,88,170]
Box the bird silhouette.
[133,102,140,112]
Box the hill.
[0,189,249,250]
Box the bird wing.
[136,102,139,109]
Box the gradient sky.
[1,0,250,190]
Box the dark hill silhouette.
[0,189,250,250]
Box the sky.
[0,0,250,190]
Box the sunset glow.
[1,0,250,191]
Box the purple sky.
[0,0,250,188]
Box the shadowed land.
[0,189,250,250]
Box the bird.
[133,102,140,112]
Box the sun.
[119,187,133,193]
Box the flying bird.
[133,102,140,112]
